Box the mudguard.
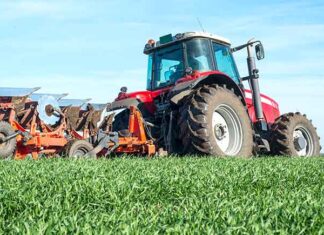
[106,98,140,112]
[169,73,246,106]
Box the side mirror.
[255,43,265,60]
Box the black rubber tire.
[270,112,321,156]
[0,121,16,159]
[177,85,253,157]
[63,140,96,158]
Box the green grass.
[0,157,324,234]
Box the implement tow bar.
[0,132,20,144]
[0,130,30,144]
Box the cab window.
[146,54,153,90]
[185,38,213,72]
[213,42,240,83]
[152,43,184,90]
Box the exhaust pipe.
[246,40,267,131]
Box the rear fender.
[169,74,246,106]
[107,98,152,119]
[107,98,140,112]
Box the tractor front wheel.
[271,112,321,156]
[178,85,253,157]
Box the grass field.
[0,157,324,234]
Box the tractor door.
[149,43,184,91]
[212,42,241,84]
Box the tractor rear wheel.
[63,140,96,159]
[0,121,16,159]
[270,112,321,156]
[178,85,253,157]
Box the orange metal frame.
[7,108,68,159]
[110,106,156,155]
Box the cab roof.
[144,31,231,54]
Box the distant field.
[0,157,324,234]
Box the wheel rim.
[212,104,243,156]
[293,126,314,156]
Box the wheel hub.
[293,127,313,156]
[214,124,227,140]
[212,104,243,156]
[294,136,307,151]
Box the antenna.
[196,17,205,32]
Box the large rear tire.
[0,121,16,159]
[270,112,321,156]
[178,85,253,157]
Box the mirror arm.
[241,72,259,81]
[231,43,248,52]
[231,40,262,53]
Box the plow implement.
[0,87,156,159]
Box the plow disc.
[37,95,61,126]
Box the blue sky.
[1,0,324,149]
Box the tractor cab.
[144,32,241,90]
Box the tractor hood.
[245,89,280,124]
[245,90,279,111]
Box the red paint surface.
[244,90,280,124]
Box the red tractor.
[112,32,321,156]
